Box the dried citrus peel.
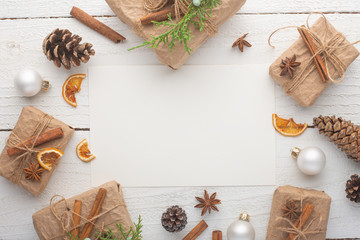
[272,114,308,137]
[76,138,96,162]
[62,73,86,107]
[37,148,64,171]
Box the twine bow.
[6,114,53,183]
[142,0,218,36]
[268,13,360,94]
[275,197,325,239]
[49,195,126,240]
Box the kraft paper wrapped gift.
[266,185,331,240]
[269,16,359,107]
[33,181,133,240]
[0,106,74,196]
[106,0,247,69]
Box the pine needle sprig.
[67,215,143,240]
[128,0,221,54]
[97,216,143,240]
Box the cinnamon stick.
[70,200,82,239]
[70,6,126,43]
[140,7,176,25]
[183,220,208,240]
[212,230,222,240]
[297,26,328,82]
[287,203,315,240]
[79,188,107,239]
[7,127,64,157]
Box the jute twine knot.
[274,197,325,239]
[6,114,53,184]
[49,194,126,240]
[268,13,360,94]
[143,0,218,36]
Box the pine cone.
[161,205,187,232]
[313,115,360,162]
[345,174,360,203]
[42,28,95,70]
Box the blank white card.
[89,65,275,187]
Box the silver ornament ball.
[193,0,201,7]
[14,69,49,97]
[291,147,326,175]
[227,213,255,240]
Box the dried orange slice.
[272,114,308,137]
[37,148,64,171]
[76,139,96,162]
[62,74,86,107]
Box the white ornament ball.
[14,69,47,97]
[193,0,201,7]
[227,213,255,240]
[291,147,326,175]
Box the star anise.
[194,190,221,216]
[281,200,301,221]
[232,33,252,52]
[280,55,301,79]
[23,162,44,182]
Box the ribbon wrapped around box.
[266,185,331,240]
[33,181,133,240]
[105,0,247,69]
[269,15,359,107]
[0,106,74,196]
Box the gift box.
[269,16,359,107]
[266,185,331,240]
[106,0,246,69]
[33,181,133,240]
[0,106,74,196]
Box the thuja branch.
[96,215,143,240]
[68,215,143,240]
[128,0,221,54]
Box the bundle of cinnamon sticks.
[70,188,107,239]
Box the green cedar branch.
[128,0,222,54]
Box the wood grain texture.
[1,1,360,239]
[0,0,360,18]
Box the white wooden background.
[1,0,360,239]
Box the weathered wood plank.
[1,0,360,18]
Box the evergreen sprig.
[67,216,143,240]
[96,216,143,240]
[128,0,222,54]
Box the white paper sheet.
[89,65,275,187]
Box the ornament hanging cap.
[239,212,250,222]
[291,147,301,159]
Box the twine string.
[6,114,53,183]
[49,195,126,240]
[275,196,325,239]
[267,13,360,94]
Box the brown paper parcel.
[106,0,246,69]
[269,17,359,107]
[0,106,74,196]
[266,185,331,240]
[33,181,133,240]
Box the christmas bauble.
[14,69,49,97]
[291,147,326,175]
[227,213,255,240]
[193,0,201,7]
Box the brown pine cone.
[313,115,360,162]
[42,28,95,70]
[161,205,187,232]
[346,174,360,203]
